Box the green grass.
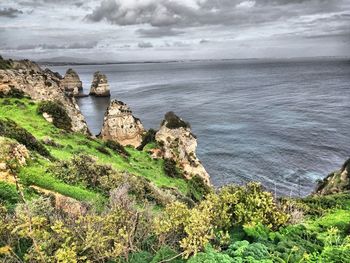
[19,161,106,210]
[0,98,189,200]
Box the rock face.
[89,71,110,97]
[155,112,210,185]
[0,137,29,171]
[0,59,89,134]
[61,68,83,96]
[315,159,350,195]
[100,100,144,147]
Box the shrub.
[187,175,211,202]
[37,101,72,131]
[225,241,272,263]
[96,145,111,156]
[0,118,52,158]
[0,55,11,70]
[0,88,26,99]
[163,112,190,129]
[163,159,183,179]
[137,128,157,150]
[188,246,233,263]
[104,140,130,158]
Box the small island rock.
[89,71,110,97]
[100,100,144,147]
[61,68,83,96]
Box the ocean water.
[49,58,350,196]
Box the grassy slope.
[0,98,189,206]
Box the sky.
[0,0,349,62]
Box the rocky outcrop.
[89,71,110,97]
[100,100,144,147]
[315,159,350,195]
[61,68,83,96]
[0,137,29,171]
[0,59,89,134]
[155,112,210,185]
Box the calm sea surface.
[49,58,350,196]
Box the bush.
[137,128,157,150]
[163,112,190,129]
[163,159,183,179]
[104,140,130,158]
[0,88,26,99]
[188,246,233,263]
[37,101,72,131]
[96,145,111,156]
[0,118,52,158]
[0,55,12,70]
[187,175,211,202]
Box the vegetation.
[0,96,349,262]
[0,55,12,70]
[37,101,72,131]
[163,111,190,129]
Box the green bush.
[104,140,130,158]
[0,118,52,158]
[0,88,26,99]
[163,112,190,129]
[187,175,211,202]
[163,158,183,179]
[150,246,184,263]
[225,241,272,263]
[137,128,157,150]
[37,101,72,131]
[0,55,12,70]
[188,246,233,263]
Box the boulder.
[155,112,210,185]
[61,68,83,96]
[100,100,144,147]
[89,71,110,97]
[0,59,89,134]
[315,158,350,195]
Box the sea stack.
[61,68,83,96]
[100,100,145,147]
[89,71,110,97]
[155,112,210,185]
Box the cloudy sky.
[0,0,349,62]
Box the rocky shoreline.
[0,57,211,184]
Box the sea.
[49,58,350,196]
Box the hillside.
[0,57,349,263]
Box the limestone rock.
[0,59,89,134]
[155,112,210,185]
[61,68,83,96]
[89,71,110,97]
[100,100,145,147]
[315,159,350,195]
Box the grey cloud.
[86,0,348,29]
[0,8,23,18]
[15,42,98,50]
[138,42,153,48]
[137,27,184,38]
[200,39,210,44]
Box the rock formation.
[155,112,210,185]
[61,68,83,96]
[315,159,350,195]
[0,59,89,134]
[89,71,110,97]
[100,100,144,147]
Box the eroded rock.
[155,112,210,185]
[100,100,145,147]
[61,68,83,96]
[89,71,110,97]
[315,158,350,195]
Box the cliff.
[315,158,350,195]
[155,112,210,185]
[0,59,89,134]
